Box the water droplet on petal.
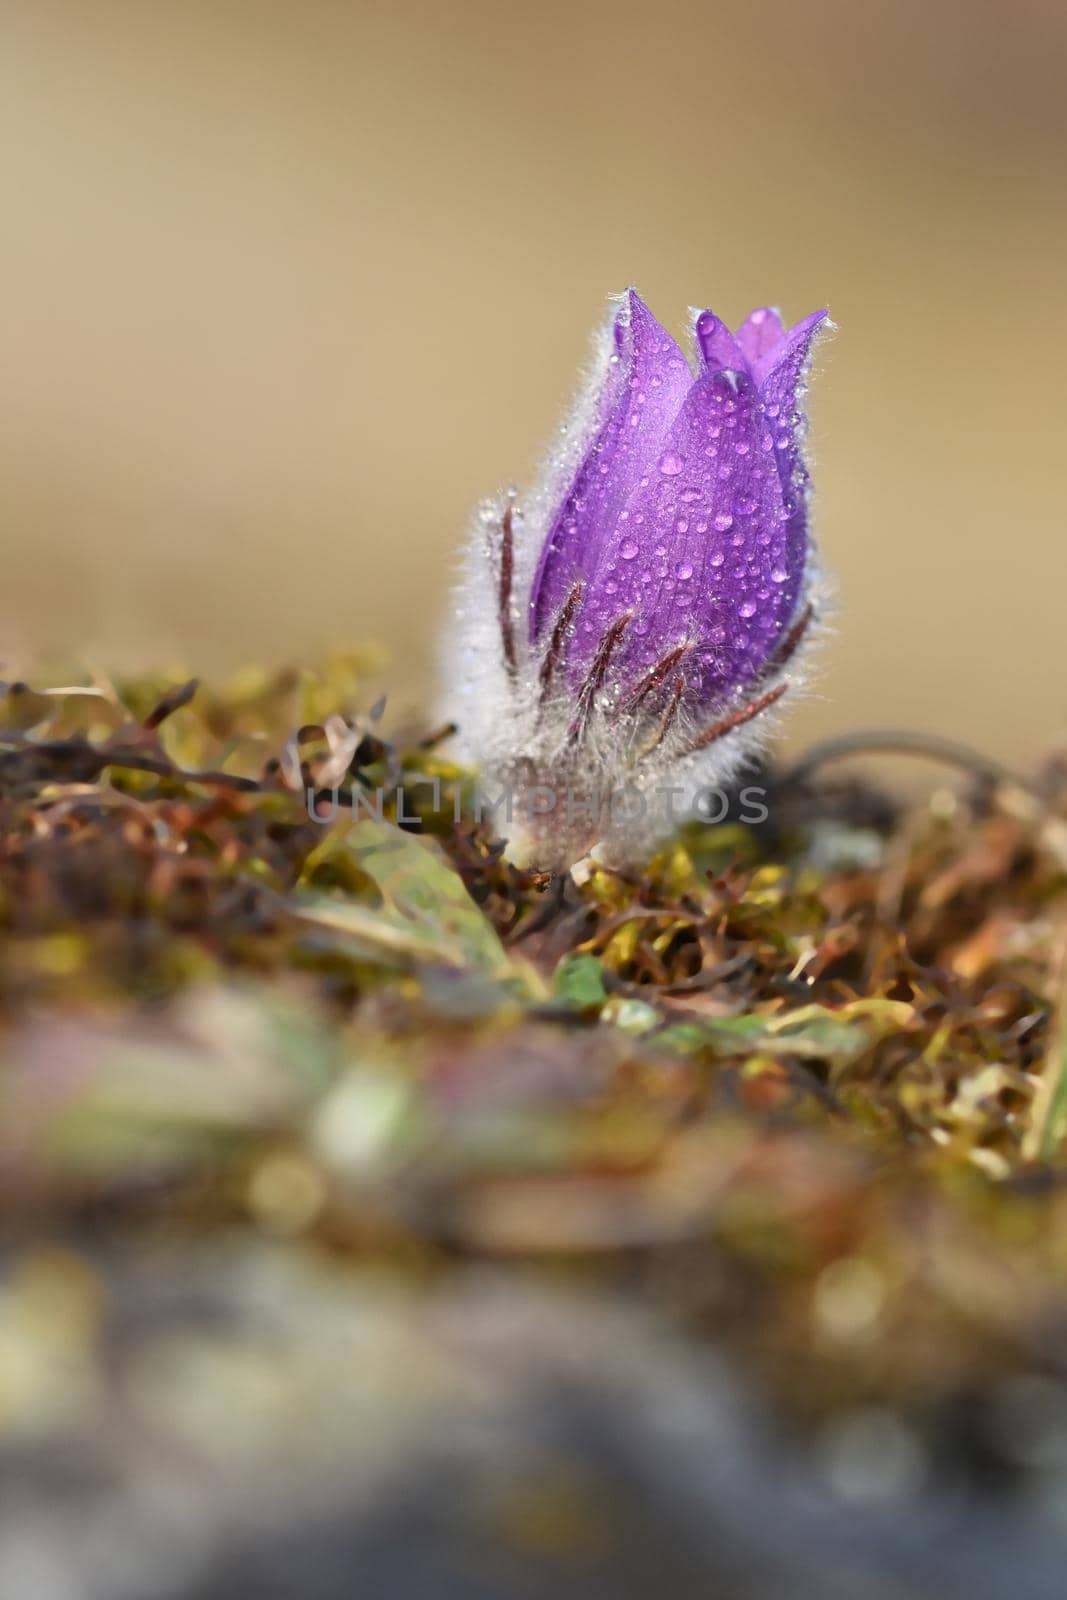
[714,513,734,532]
[658,452,685,476]
[620,538,640,560]
[771,565,788,583]
[676,561,693,580]
[739,600,757,618]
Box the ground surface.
[2,656,1067,1597]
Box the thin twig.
[779,729,1034,796]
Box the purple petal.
[752,308,827,391]
[734,306,785,369]
[694,310,747,377]
[566,367,798,707]
[528,291,692,643]
[755,310,828,595]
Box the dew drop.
[735,496,758,516]
[676,561,693,580]
[771,565,788,583]
[658,451,685,476]
[709,550,726,568]
[713,513,734,532]
[620,539,640,560]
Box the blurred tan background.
[1,0,1064,761]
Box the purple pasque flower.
[449,289,829,871]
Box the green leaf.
[293,818,511,975]
[1023,934,1067,1163]
[554,953,608,1011]
[655,1001,913,1067]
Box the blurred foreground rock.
[3,1242,1067,1600]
